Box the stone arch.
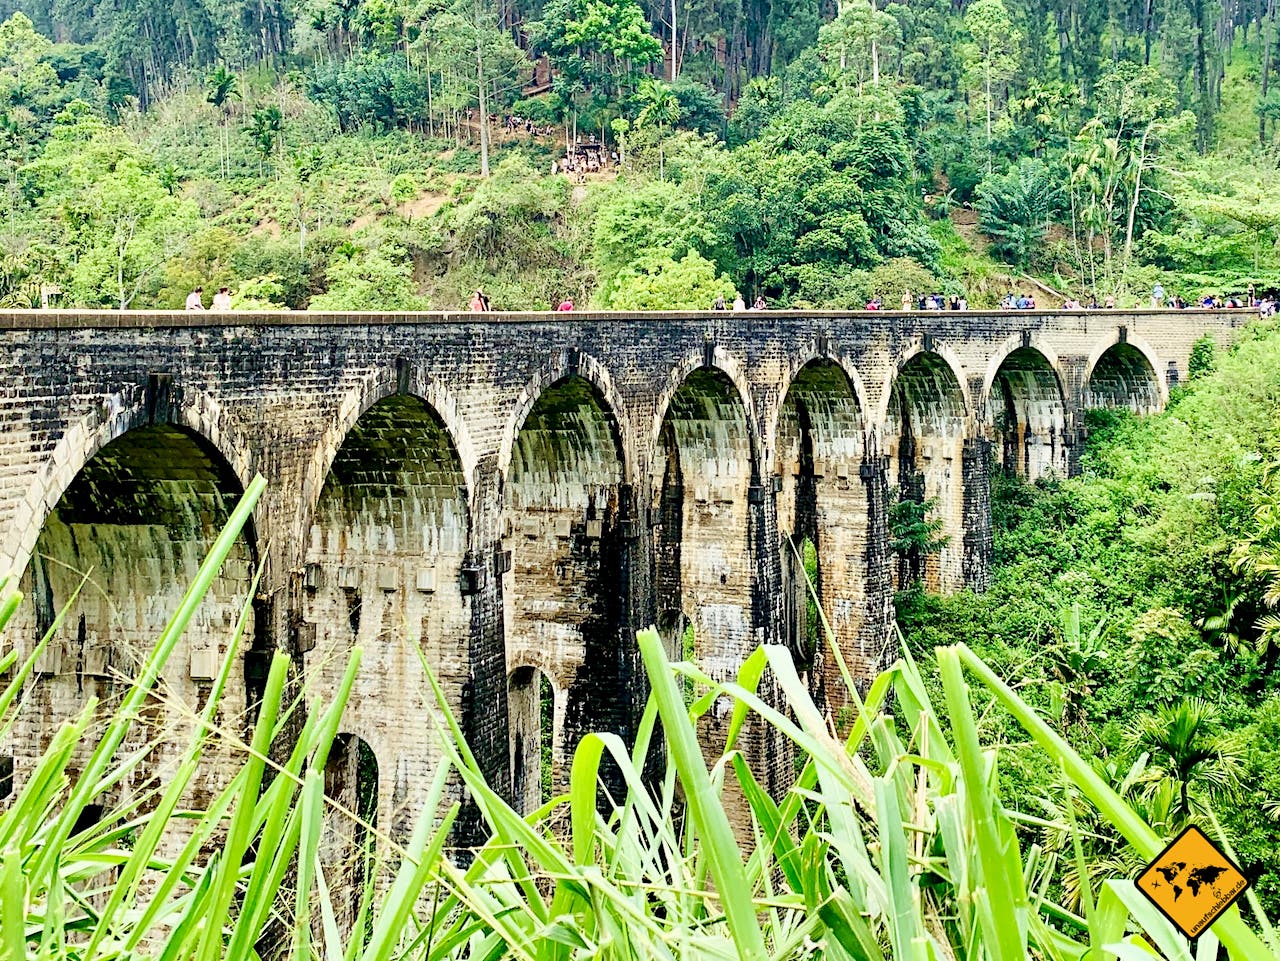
[652,346,762,475]
[1084,336,1166,413]
[502,373,629,802]
[498,350,635,485]
[652,363,758,683]
[981,338,1069,480]
[507,664,556,815]
[769,349,872,460]
[884,348,971,593]
[298,364,476,561]
[302,391,471,828]
[875,340,973,429]
[1,383,256,578]
[322,732,379,936]
[12,416,258,810]
[774,358,883,705]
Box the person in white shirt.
[732,293,746,311]
[211,287,232,311]
[185,287,205,310]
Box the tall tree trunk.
[670,0,678,80]
[1262,0,1277,143]
[1194,0,1213,150]
[870,0,880,85]
[426,44,436,136]
[1143,0,1155,64]
[476,34,490,177]
[1123,129,1151,270]
[985,65,993,165]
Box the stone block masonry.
[0,308,1246,840]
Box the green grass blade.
[874,776,924,961]
[731,752,803,892]
[1,844,23,960]
[937,645,1029,961]
[0,585,19,633]
[195,646,289,961]
[637,627,768,961]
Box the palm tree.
[1129,698,1241,821]
[1046,602,1110,730]
[634,77,680,181]
[205,66,241,179]
[249,106,284,177]
[1035,756,1177,912]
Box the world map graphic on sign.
[1135,825,1249,940]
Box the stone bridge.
[0,308,1246,832]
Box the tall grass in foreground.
[0,481,1277,960]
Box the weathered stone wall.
[304,394,471,836]
[0,307,1250,824]
[503,375,626,809]
[10,420,255,829]
[887,349,970,593]
[775,359,876,706]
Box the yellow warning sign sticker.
[1135,824,1249,940]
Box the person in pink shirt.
[557,298,574,311]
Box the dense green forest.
[0,0,1279,308]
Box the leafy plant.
[1128,698,1242,821]
[888,487,949,588]
[976,157,1059,268]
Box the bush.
[511,93,562,124]
[600,248,732,309]
[310,237,425,310]
[671,79,725,136]
[1189,334,1217,379]
[975,157,1060,268]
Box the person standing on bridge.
[185,287,205,310]
[211,287,232,311]
[901,290,913,311]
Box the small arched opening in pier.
[322,732,379,939]
[507,666,555,815]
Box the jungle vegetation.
[0,0,1276,308]
[898,324,1280,916]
